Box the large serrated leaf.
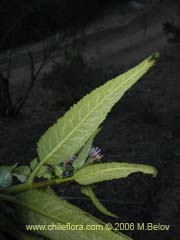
[81,186,118,218]
[37,54,158,166]
[14,189,132,240]
[74,162,158,185]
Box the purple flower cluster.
[63,146,103,171]
[89,147,103,161]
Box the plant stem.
[28,161,46,183]
[3,176,74,194]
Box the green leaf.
[13,166,31,183]
[37,166,48,178]
[1,164,17,172]
[0,211,37,240]
[13,174,27,183]
[36,165,53,179]
[0,164,17,186]
[53,165,63,178]
[37,54,157,166]
[0,167,12,188]
[30,159,38,170]
[74,162,158,185]
[81,186,118,218]
[73,129,100,171]
[43,172,52,179]
[14,189,132,240]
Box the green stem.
[28,160,46,183]
[3,176,74,194]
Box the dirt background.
[1,1,180,239]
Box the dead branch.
[14,34,62,115]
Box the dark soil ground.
[1,2,180,240]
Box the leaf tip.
[149,52,160,61]
[153,168,158,178]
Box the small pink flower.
[89,147,103,161]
